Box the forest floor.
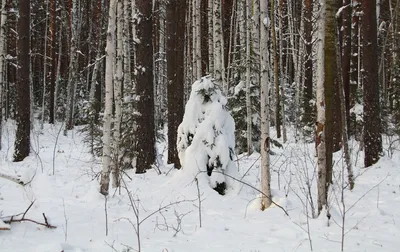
[1,121,400,252]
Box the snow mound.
[177,76,237,194]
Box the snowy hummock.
[177,76,236,190]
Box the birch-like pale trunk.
[316,0,327,216]
[245,0,252,155]
[226,0,237,83]
[112,0,123,189]
[252,0,260,84]
[260,0,271,210]
[213,0,224,90]
[100,0,116,196]
[0,0,7,150]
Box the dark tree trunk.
[341,0,351,133]
[325,0,339,183]
[201,0,209,75]
[349,0,360,136]
[222,0,233,70]
[14,0,31,162]
[48,0,56,124]
[136,0,155,173]
[363,0,382,167]
[167,0,186,169]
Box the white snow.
[1,122,400,251]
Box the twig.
[104,195,108,236]
[2,201,56,229]
[195,178,202,228]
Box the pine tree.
[14,0,31,162]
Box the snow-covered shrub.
[177,76,236,195]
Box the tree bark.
[303,0,313,127]
[14,0,31,162]
[167,0,186,169]
[317,0,328,215]
[135,0,155,173]
[0,0,8,150]
[363,0,382,167]
[260,0,272,210]
[48,0,56,124]
[100,0,116,196]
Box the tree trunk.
[317,0,328,215]
[48,0,56,124]
[0,0,8,150]
[260,0,272,210]
[135,0,155,173]
[303,0,313,127]
[208,0,214,74]
[213,0,224,91]
[200,0,209,75]
[363,0,382,167]
[14,0,31,162]
[271,0,281,139]
[64,0,79,134]
[167,0,186,169]
[341,0,351,133]
[100,0,116,196]
[245,0,252,155]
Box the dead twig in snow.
[1,201,56,229]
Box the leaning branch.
[0,172,25,185]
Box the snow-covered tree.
[177,76,235,195]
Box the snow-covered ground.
[1,121,400,252]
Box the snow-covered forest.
[1,0,400,251]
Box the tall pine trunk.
[135,0,155,173]
[363,0,382,167]
[167,0,186,168]
[14,0,31,162]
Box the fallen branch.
[0,172,25,185]
[1,201,56,229]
